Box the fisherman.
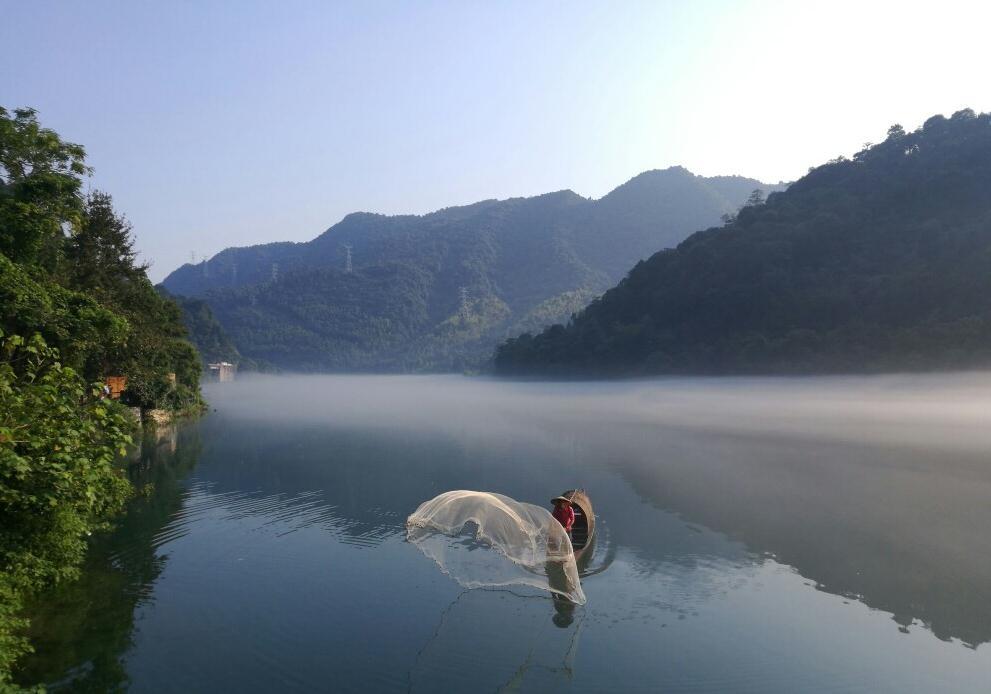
[551,495,575,535]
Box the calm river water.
[17,374,991,692]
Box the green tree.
[745,189,765,207]
[0,106,205,682]
[1,106,203,410]
[0,107,88,269]
[0,252,129,378]
[494,109,991,376]
[0,332,132,686]
[65,191,145,293]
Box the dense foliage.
[0,333,132,685]
[162,169,780,371]
[162,289,244,367]
[495,109,991,376]
[1,109,201,407]
[0,107,203,684]
[14,424,202,691]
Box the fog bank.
[208,372,991,454]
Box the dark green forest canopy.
[162,169,781,371]
[494,109,991,376]
[159,288,244,367]
[0,108,201,409]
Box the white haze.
[205,372,991,648]
[207,372,991,456]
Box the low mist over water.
[20,374,991,691]
[224,372,991,453]
[221,373,991,647]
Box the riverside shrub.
[0,333,132,685]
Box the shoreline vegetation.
[0,107,205,686]
[13,421,201,691]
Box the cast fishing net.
[406,490,586,604]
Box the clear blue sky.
[4,1,989,280]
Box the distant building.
[105,376,127,399]
[207,362,237,382]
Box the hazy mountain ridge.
[163,168,780,371]
[495,109,991,376]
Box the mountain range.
[162,167,781,371]
[495,109,991,376]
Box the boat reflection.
[409,589,584,691]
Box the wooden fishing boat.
[556,489,594,560]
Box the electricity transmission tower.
[342,244,353,274]
[231,261,237,285]
[459,287,472,320]
[271,263,279,281]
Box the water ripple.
[132,480,404,555]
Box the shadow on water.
[575,531,619,580]
[583,422,991,647]
[551,530,617,628]
[14,422,203,691]
[407,588,586,693]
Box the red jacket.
[552,504,575,532]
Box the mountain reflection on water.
[17,374,991,692]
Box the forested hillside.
[163,168,780,370]
[0,107,202,682]
[160,289,244,367]
[495,109,991,376]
